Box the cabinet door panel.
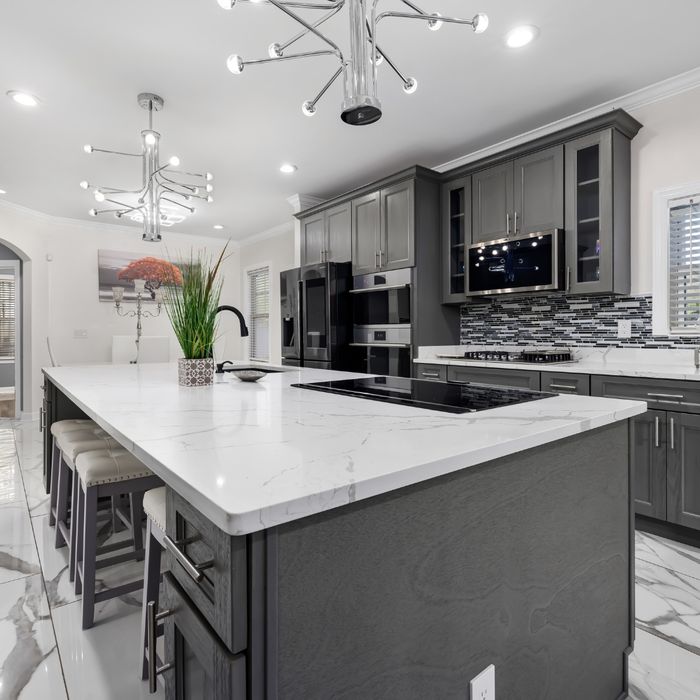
[380,180,415,271]
[301,213,325,266]
[447,365,540,391]
[630,410,667,519]
[326,202,352,263]
[352,192,381,276]
[441,176,470,303]
[667,412,700,531]
[513,145,564,235]
[472,162,513,243]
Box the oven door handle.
[349,284,410,294]
[349,342,412,348]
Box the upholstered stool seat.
[74,448,162,629]
[57,428,119,467]
[50,419,95,438]
[140,487,166,682]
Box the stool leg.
[130,492,145,560]
[140,519,163,680]
[81,485,99,630]
[68,468,80,582]
[74,483,85,596]
[54,458,71,549]
[49,438,60,525]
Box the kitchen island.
[42,362,645,699]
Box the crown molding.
[237,220,294,247]
[286,194,324,213]
[435,65,700,173]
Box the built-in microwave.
[466,229,565,297]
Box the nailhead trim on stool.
[75,448,162,629]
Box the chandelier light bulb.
[472,12,489,34]
[206,183,214,193]
[213,224,224,230]
[7,90,39,107]
[279,163,297,174]
[94,190,106,203]
[207,195,214,203]
[144,132,157,146]
[88,208,98,217]
[83,144,93,154]
[302,101,316,117]
[205,172,214,181]
[216,0,235,8]
[169,155,180,167]
[227,54,244,75]
[268,43,282,59]
[79,180,89,190]
[428,12,443,31]
[193,187,200,195]
[374,52,384,66]
[403,78,418,95]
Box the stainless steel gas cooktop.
[292,376,553,414]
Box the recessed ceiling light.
[505,25,539,49]
[280,163,298,174]
[213,224,224,230]
[7,90,40,107]
[0,189,6,195]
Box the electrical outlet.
[470,664,495,700]
[617,319,632,339]
[73,329,88,339]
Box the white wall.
[0,201,243,414]
[628,86,700,295]
[238,224,296,365]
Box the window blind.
[0,276,14,360]
[669,196,700,332]
[247,266,270,361]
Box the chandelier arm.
[266,0,344,60]
[275,5,343,55]
[375,11,477,27]
[240,0,345,9]
[365,18,407,85]
[163,169,210,180]
[157,173,198,192]
[398,0,427,15]
[89,147,143,158]
[160,196,195,213]
[94,186,144,195]
[242,49,340,70]
[305,66,344,111]
[104,197,138,209]
[159,184,192,199]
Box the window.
[247,266,270,361]
[652,183,700,336]
[0,275,15,360]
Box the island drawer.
[540,372,590,395]
[591,375,700,414]
[447,366,541,391]
[165,488,247,654]
[414,363,447,381]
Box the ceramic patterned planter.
[178,358,214,387]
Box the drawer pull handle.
[147,601,174,694]
[549,383,577,391]
[163,535,209,583]
[670,417,675,451]
[421,372,440,378]
[647,392,684,400]
[655,416,660,448]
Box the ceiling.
[2,0,700,241]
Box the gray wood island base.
[41,365,640,700]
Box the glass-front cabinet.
[441,175,471,303]
[564,128,630,295]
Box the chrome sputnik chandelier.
[81,93,214,242]
[218,0,488,125]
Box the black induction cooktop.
[292,376,553,414]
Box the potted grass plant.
[165,246,227,387]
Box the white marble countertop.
[43,362,645,536]
[416,346,700,382]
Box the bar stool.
[74,448,162,629]
[53,427,121,584]
[139,486,166,681]
[49,419,96,525]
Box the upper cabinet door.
[472,162,514,243]
[380,180,415,271]
[351,192,381,276]
[441,175,471,304]
[667,412,700,531]
[325,202,352,263]
[301,213,325,266]
[513,145,564,235]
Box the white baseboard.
[20,411,39,422]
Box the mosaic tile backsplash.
[459,293,700,348]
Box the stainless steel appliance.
[349,268,412,377]
[466,229,565,297]
[292,376,553,414]
[436,348,574,364]
[280,262,353,370]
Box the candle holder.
[113,279,163,363]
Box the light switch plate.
[73,329,88,339]
[617,319,632,338]
[470,664,495,700]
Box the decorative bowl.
[231,369,267,382]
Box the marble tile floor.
[2,419,700,698]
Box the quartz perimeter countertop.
[43,362,645,536]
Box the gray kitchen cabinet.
[447,365,540,391]
[351,191,381,275]
[513,145,564,235]
[565,128,631,295]
[472,162,513,243]
[380,180,415,271]
[667,412,700,531]
[414,363,447,381]
[301,204,351,266]
[441,175,471,303]
[540,371,590,395]
[630,409,667,520]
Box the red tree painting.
[117,257,183,299]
